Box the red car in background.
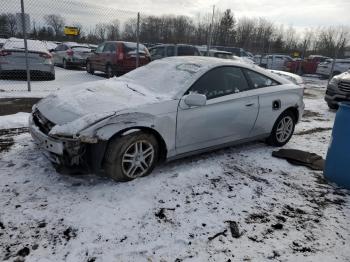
[86,41,151,78]
[286,55,330,75]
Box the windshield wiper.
[125,83,146,96]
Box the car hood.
[336,71,350,82]
[36,78,162,127]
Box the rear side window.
[244,69,280,89]
[167,46,175,56]
[103,43,115,53]
[188,66,250,100]
[152,46,165,57]
[123,42,146,53]
[177,46,196,56]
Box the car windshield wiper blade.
[125,83,145,96]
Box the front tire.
[103,132,159,182]
[267,111,296,147]
[106,64,114,78]
[327,102,338,110]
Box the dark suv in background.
[325,70,350,109]
[86,41,151,77]
[148,44,201,60]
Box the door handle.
[245,103,255,107]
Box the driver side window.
[187,66,250,100]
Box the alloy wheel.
[276,116,294,143]
[121,140,155,178]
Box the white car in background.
[316,59,350,78]
[0,38,55,80]
[260,54,294,71]
[269,69,305,87]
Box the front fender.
[79,112,156,141]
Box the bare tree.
[122,18,137,41]
[107,19,120,40]
[95,23,108,41]
[44,14,65,37]
[217,9,235,46]
[6,13,17,36]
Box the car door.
[176,66,259,154]
[243,69,285,136]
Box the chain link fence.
[0,1,349,95]
[0,2,145,93]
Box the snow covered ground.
[0,76,349,261]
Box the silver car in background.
[29,57,304,182]
[52,42,92,69]
[0,38,55,80]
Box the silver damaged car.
[29,57,304,181]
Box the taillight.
[40,53,52,59]
[66,49,74,56]
[0,50,11,56]
[117,44,124,60]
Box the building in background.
[16,13,30,33]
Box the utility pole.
[21,0,31,91]
[136,12,140,68]
[207,5,215,56]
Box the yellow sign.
[64,26,79,36]
[293,51,300,57]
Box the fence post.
[20,0,31,92]
[328,47,339,83]
[136,12,140,68]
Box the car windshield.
[120,59,203,97]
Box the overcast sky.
[2,0,350,33]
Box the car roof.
[150,44,197,48]
[157,56,290,82]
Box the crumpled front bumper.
[29,115,83,166]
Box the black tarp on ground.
[272,149,324,171]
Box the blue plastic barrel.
[324,102,350,189]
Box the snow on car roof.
[3,38,48,53]
[121,56,277,98]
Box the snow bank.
[0,112,29,129]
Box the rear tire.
[86,62,94,74]
[267,111,296,147]
[103,132,159,182]
[63,59,69,69]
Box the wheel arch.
[284,106,299,122]
[105,126,168,163]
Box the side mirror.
[184,93,207,107]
